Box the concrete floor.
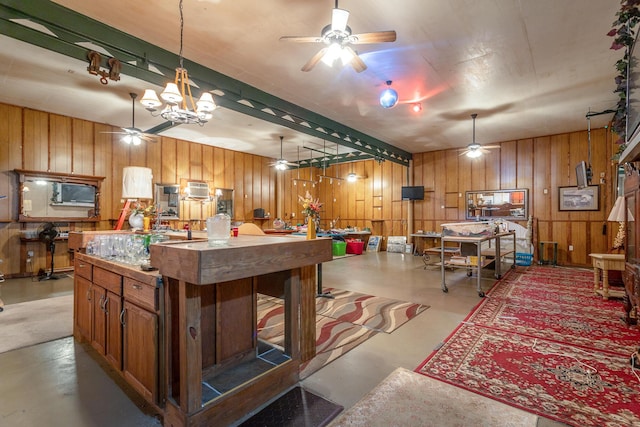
[0,252,566,426]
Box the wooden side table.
[589,253,625,300]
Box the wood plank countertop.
[75,252,160,287]
[149,235,333,285]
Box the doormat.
[239,386,343,427]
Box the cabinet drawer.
[74,259,93,281]
[94,267,122,296]
[123,278,157,312]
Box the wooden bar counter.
[71,231,332,427]
[149,235,332,427]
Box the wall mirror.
[155,183,180,220]
[15,169,104,222]
[465,189,528,221]
[215,188,233,217]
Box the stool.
[538,241,558,267]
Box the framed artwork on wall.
[367,235,382,252]
[558,186,600,211]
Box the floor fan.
[37,222,61,281]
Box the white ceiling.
[0,0,622,164]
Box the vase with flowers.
[299,191,322,240]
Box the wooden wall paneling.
[232,151,244,222]
[175,140,191,221]
[202,145,214,183]
[432,151,445,221]
[0,104,22,221]
[532,136,551,221]
[94,125,114,221]
[160,137,178,184]
[49,114,72,174]
[243,155,254,220]
[568,221,588,265]
[381,161,393,222]
[551,220,569,264]
[189,144,204,221]
[499,140,517,189]
[22,109,49,172]
[484,148,501,190]
[212,147,224,186]
[263,159,274,219]
[111,142,131,221]
[252,157,263,218]
[591,220,608,255]
[223,148,235,190]
[72,119,95,176]
[516,138,534,193]
[467,154,486,191]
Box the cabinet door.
[123,301,157,403]
[105,290,122,370]
[74,276,92,342]
[91,286,107,355]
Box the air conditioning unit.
[185,181,210,199]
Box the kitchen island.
[71,232,332,426]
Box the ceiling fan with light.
[103,93,157,145]
[269,136,298,170]
[280,0,396,73]
[459,114,500,158]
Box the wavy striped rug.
[257,289,428,379]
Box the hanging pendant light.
[140,0,216,126]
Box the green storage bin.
[332,241,347,256]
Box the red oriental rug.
[258,289,428,379]
[416,265,640,427]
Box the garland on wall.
[609,0,640,158]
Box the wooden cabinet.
[123,300,158,402]
[74,275,92,342]
[73,253,160,406]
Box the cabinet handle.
[120,308,126,327]
[99,295,105,312]
[103,296,109,315]
[86,284,92,302]
[132,284,143,291]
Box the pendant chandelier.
[140,0,216,126]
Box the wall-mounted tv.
[576,161,591,189]
[401,186,424,200]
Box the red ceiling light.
[412,103,422,113]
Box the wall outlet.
[568,245,574,251]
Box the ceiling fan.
[459,114,500,158]
[280,0,396,73]
[103,93,157,145]
[269,136,298,170]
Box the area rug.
[0,294,73,354]
[258,289,428,379]
[240,386,343,427]
[416,265,640,427]
[315,287,428,333]
[328,367,537,427]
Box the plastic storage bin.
[332,241,347,256]
[515,252,533,266]
[346,239,364,255]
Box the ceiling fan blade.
[302,48,328,72]
[349,30,397,44]
[345,47,367,73]
[279,35,323,43]
[483,145,501,149]
[331,8,350,32]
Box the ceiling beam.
[0,0,412,166]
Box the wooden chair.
[238,223,266,235]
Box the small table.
[589,253,625,300]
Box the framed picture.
[367,235,382,252]
[558,186,600,211]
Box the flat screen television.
[401,186,424,200]
[576,161,591,189]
